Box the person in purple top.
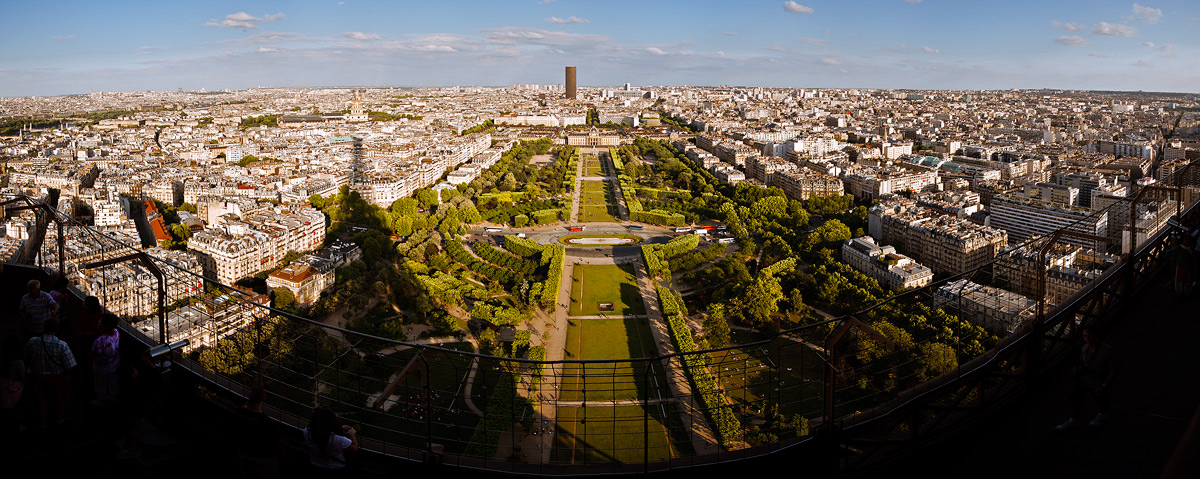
[91,313,121,404]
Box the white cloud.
[819,56,840,65]
[1141,41,1155,47]
[52,35,74,40]
[1135,59,1152,67]
[798,37,828,45]
[721,31,739,36]
[1051,21,1082,31]
[1055,35,1089,46]
[883,44,909,53]
[1130,4,1162,24]
[769,44,788,52]
[1088,52,1120,58]
[134,46,163,56]
[205,11,285,29]
[537,0,556,3]
[257,46,279,52]
[1157,43,1174,52]
[546,16,589,24]
[483,27,609,47]
[783,2,814,14]
[1091,22,1136,37]
[412,45,456,52]
[646,47,667,55]
[905,0,923,3]
[343,31,382,41]
[921,46,939,54]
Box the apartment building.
[844,164,940,200]
[935,279,1036,334]
[769,168,844,201]
[869,200,1008,275]
[188,204,325,285]
[76,247,204,319]
[989,194,1108,247]
[842,236,933,291]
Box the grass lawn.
[320,342,485,454]
[579,180,618,222]
[559,316,662,403]
[552,404,694,464]
[708,329,826,420]
[570,264,645,316]
[583,156,607,177]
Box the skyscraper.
[565,66,577,100]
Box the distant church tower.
[346,91,368,123]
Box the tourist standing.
[19,280,59,338]
[24,318,76,429]
[91,313,120,404]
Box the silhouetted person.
[91,313,120,405]
[237,387,282,479]
[19,280,59,338]
[304,406,359,474]
[1166,239,1193,297]
[1056,326,1116,431]
[24,318,75,429]
[1,336,27,435]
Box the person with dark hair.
[237,387,282,479]
[24,318,76,429]
[78,296,103,341]
[1056,326,1116,431]
[47,276,70,305]
[19,280,58,338]
[91,313,120,404]
[1166,239,1194,297]
[303,406,359,473]
[1,336,27,434]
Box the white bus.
[485,227,504,233]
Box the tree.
[704,303,732,348]
[415,188,439,209]
[751,196,789,221]
[499,172,518,192]
[390,197,418,216]
[169,223,191,241]
[809,219,852,248]
[272,287,295,311]
[917,342,958,380]
[737,274,784,328]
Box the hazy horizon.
[3,0,1198,97]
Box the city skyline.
[2,0,1199,97]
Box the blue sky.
[1,0,1197,97]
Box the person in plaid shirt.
[24,318,75,428]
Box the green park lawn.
[579,180,619,222]
[552,404,692,464]
[570,264,645,316]
[583,157,607,177]
[709,329,826,420]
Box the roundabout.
[558,234,643,246]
